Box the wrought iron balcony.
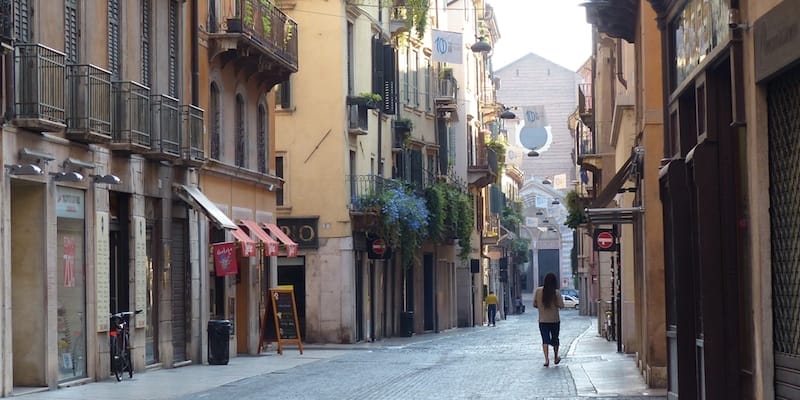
[578,83,593,125]
[468,145,498,189]
[146,94,181,161]
[207,0,298,90]
[14,43,66,132]
[347,102,368,135]
[180,105,206,166]
[65,64,112,143]
[348,174,393,213]
[111,81,150,153]
[435,77,457,110]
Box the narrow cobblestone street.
[173,308,664,400]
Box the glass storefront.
[56,187,87,382]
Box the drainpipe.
[616,40,627,90]
[191,0,199,105]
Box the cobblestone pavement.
[176,309,666,400]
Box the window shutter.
[65,0,78,64]
[257,105,267,173]
[436,117,448,173]
[372,38,383,99]
[168,0,178,97]
[13,0,29,42]
[279,80,291,109]
[411,149,423,190]
[142,0,151,87]
[382,44,396,115]
[108,0,120,79]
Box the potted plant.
[347,92,382,110]
[392,117,413,132]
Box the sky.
[488,0,593,72]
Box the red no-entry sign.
[371,239,387,255]
[594,229,617,252]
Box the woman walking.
[533,272,564,367]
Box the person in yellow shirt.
[485,291,499,326]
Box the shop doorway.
[10,180,47,389]
[423,253,434,331]
[109,193,131,315]
[170,204,190,363]
[277,257,306,340]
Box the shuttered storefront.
[170,217,188,363]
[768,63,800,399]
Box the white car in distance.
[562,294,579,309]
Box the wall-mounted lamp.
[500,108,516,120]
[92,174,121,185]
[527,149,540,157]
[19,147,55,164]
[542,177,552,185]
[5,164,44,176]
[63,157,95,170]
[267,183,276,192]
[51,171,85,183]
[470,38,492,53]
[552,199,561,205]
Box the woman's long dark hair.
[542,272,558,307]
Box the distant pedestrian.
[485,291,499,326]
[533,272,564,367]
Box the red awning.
[230,227,257,257]
[262,223,299,257]
[240,220,279,257]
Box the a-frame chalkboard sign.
[259,287,303,355]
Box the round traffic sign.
[596,231,614,249]
[372,239,387,255]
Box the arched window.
[210,83,221,159]
[257,104,268,173]
[235,94,246,167]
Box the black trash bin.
[400,311,414,337]
[207,320,231,365]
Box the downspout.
[191,0,199,105]
[616,40,627,89]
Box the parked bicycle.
[110,310,142,381]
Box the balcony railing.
[348,174,397,213]
[111,81,151,152]
[14,43,66,131]
[147,94,181,160]
[347,102,368,135]
[435,77,457,108]
[66,64,112,143]
[181,105,206,165]
[211,0,298,72]
[579,83,593,116]
[576,126,596,158]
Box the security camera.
[728,8,749,30]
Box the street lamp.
[470,38,492,53]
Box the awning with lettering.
[240,220,279,257]
[230,227,258,257]
[173,184,237,230]
[262,223,299,257]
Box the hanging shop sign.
[213,242,239,276]
[277,217,319,249]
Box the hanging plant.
[376,181,430,266]
[402,0,429,40]
[425,183,447,242]
[455,191,474,260]
[511,237,531,264]
[564,190,587,229]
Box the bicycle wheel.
[125,331,133,378]
[110,335,122,381]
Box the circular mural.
[520,126,551,151]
